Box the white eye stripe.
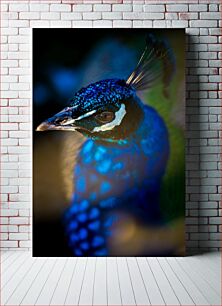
[92,104,126,133]
[75,109,97,121]
[61,109,96,126]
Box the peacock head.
[36,33,175,143]
[36,78,144,143]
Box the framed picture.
[33,29,185,256]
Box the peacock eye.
[95,111,115,123]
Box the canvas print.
[33,29,185,256]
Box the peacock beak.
[36,107,77,132]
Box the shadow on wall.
[185,34,208,256]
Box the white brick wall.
[1,0,221,253]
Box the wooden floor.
[0,251,220,306]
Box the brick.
[8,146,30,154]
[143,5,165,12]
[9,68,29,75]
[186,241,198,248]
[73,4,92,12]
[0,241,18,247]
[1,4,8,11]
[1,233,9,240]
[199,225,217,233]
[209,217,222,225]
[133,5,143,12]
[9,99,29,107]
[3,155,11,165]
[30,21,50,28]
[142,20,152,27]
[179,12,198,20]
[9,155,19,162]
[19,154,31,162]
[0,225,9,233]
[19,44,30,52]
[1,208,18,216]
[2,28,18,36]
[19,12,40,20]
[200,12,221,20]
[132,20,143,28]
[9,115,29,123]
[210,233,221,240]
[1,177,9,185]
[189,4,207,11]
[19,226,30,233]
[2,60,18,68]
[61,12,82,20]
[9,217,29,225]
[200,202,218,209]
[112,4,132,11]
[190,20,218,28]
[19,241,31,248]
[199,209,218,217]
[199,241,221,248]
[1,83,9,91]
[165,13,178,20]
[72,20,93,28]
[93,4,111,12]
[199,52,217,60]
[1,138,18,146]
[186,218,198,225]
[9,4,28,11]
[123,12,164,19]
[50,4,71,12]
[209,4,219,11]
[0,218,8,225]
[9,20,29,28]
[83,12,102,20]
[2,75,18,83]
[210,28,221,35]
[41,12,60,20]
[50,21,71,28]
[30,4,49,11]
[19,209,30,217]
[10,83,30,90]
[19,28,31,36]
[1,36,8,44]
[2,170,18,178]
[9,233,29,240]
[199,28,209,36]
[172,20,188,27]
[166,5,188,12]
[93,20,112,28]
[209,75,221,83]
[191,233,209,241]
[102,12,122,20]
[2,123,18,131]
[199,36,217,44]
[113,20,132,28]
[10,178,30,186]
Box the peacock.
[37,33,176,256]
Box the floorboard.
[0,251,220,306]
[167,257,210,305]
[78,257,96,305]
[157,258,194,305]
[107,257,122,306]
[93,257,107,305]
